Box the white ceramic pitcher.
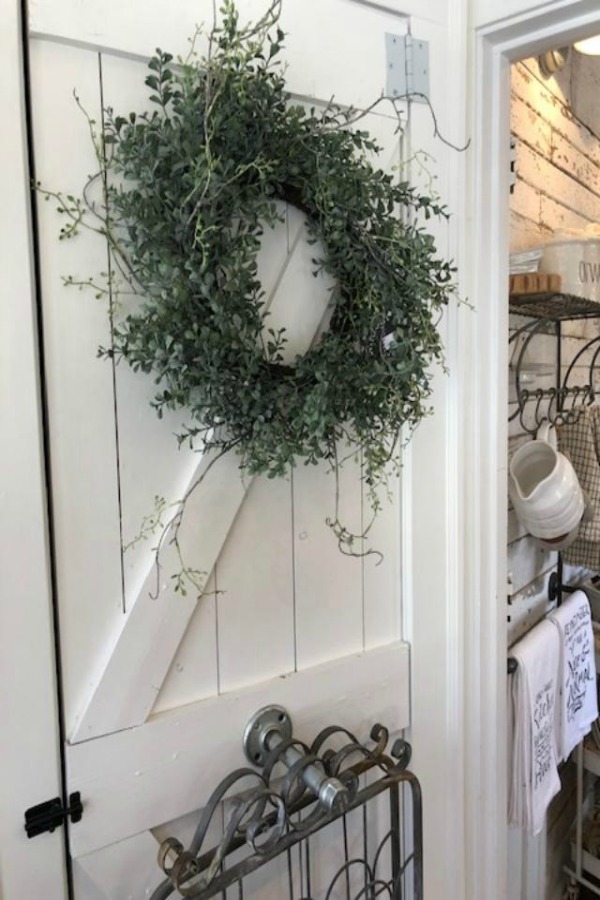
[508,421,585,540]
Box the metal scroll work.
[509,317,600,436]
[150,706,422,900]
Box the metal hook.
[560,385,582,425]
[546,387,559,428]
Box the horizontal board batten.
[66,641,410,858]
[29,0,409,112]
[510,93,552,158]
[509,212,550,251]
[539,192,598,236]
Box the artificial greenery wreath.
[49,0,457,565]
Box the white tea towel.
[508,620,561,835]
[548,590,598,762]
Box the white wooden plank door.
[0,4,66,899]
[22,1,465,897]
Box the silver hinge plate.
[385,34,430,102]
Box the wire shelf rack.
[509,291,600,321]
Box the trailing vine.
[41,0,462,595]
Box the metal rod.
[243,706,350,814]
[390,784,402,900]
[576,740,584,881]
[343,814,351,900]
[563,867,600,898]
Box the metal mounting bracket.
[243,705,350,814]
[385,34,430,102]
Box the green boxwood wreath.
[53,0,458,562]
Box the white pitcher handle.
[536,420,557,448]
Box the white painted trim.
[0,2,66,896]
[474,0,600,35]
[464,28,510,900]
[440,1,469,897]
[66,641,410,858]
[398,9,469,899]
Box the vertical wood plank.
[30,39,124,735]
[293,453,364,670]
[360,112,405,650]
[262,222,334,365]
[363,468,402,648]
[215,475,296,694]
[98,53,206,608]
[401,15,465,900]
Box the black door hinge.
[24,792,83,839]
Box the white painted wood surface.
[26,4,416,895]
[30,36,407,747]
[17,0,473,896]
[0,3,67,898]
[473,0,600,31]
[29,0,409,107]
[67,642,410,858]
[511,57,600,251]
[69,447,250,741]
[399,13,468,900]
[75,831,163,900]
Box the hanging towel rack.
[507,561,579,674]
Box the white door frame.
[466,3,600,899]
[0,2,67,898]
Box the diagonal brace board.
[70,219,334,744]
[70,446,251,743]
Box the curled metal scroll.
[150,717,418,900]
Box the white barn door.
[10,0,466,897]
